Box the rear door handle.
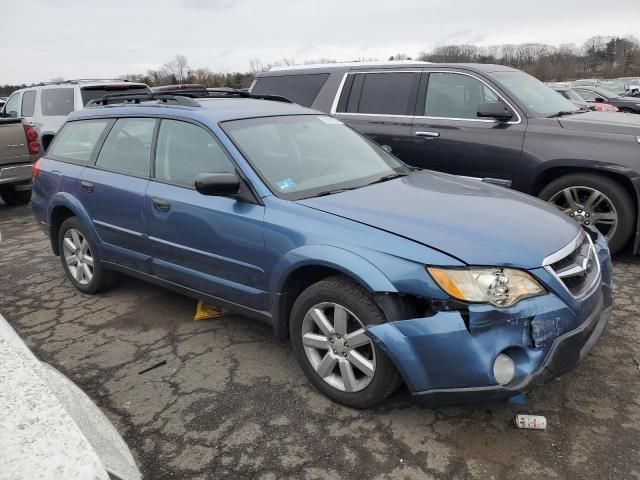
[415,131,440,138]
[152,197,171,213]
[80,180,94,193]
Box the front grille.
[545,232,600,298]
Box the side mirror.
[477,102,513,121]
[595,97,605,103]
[195,172,240,196]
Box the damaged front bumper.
[366,238,614,407]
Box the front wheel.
[290,275,400,408]
[0,185,31,206]
[539,173,636,254]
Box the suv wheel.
[0,186,31,206]
[290,275,400,408]
[539,173,635,254]
[58,217,115,294]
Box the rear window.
[47,119,110,163]
[21,91,36,117]
[80,85,151,105]
[41,88,75,116]
[251,74,329,107]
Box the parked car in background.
[0,97,6,109]
[31,91,612,408]
[0,116,41,205]
[599,80,627,96]
[1,80,150,151]
[553,87,619,112]
[0,313,141,480]
[252,61,640,254]
[616,76,640,95]
[573,86,640,114]
[573,78,601,87]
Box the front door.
[145,119,267,311]
[408,71,526,186]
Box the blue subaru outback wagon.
[31,90,613,408]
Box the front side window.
[357,72,416,115]
[21,91,36,117]
[41,88,75,116]
[492,71,578,116]
[222,115,408,200]
[155,119,234,187]
[425,72,504,119]
[3,93,20,117]
[96,118,155,176]
[47,119,111,163]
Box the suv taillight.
[23,125,41,155]
[32,157,42,180]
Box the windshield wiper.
[312,187,360,198]
[546,109,587,118]
[365,172,408,186]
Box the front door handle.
[80,180,94,193]
[152,197,171,213]
[415,131,440,138]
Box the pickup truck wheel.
[539,173,635,254]
[0,186,31,206]
[58,217,116,294]
[290,275,400,408]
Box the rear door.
[333,70,420,159]
[77,117,156,272]
[408,70,526,184]
[145,118,267,310]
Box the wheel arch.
[48,194,100,256]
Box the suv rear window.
[41,88,75,116]
[47,119,110,162]
[80,85,151,105]
[251,74,329,107]
[21,91,36,117]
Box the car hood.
[558,110,640,135]
[297,171,580,269]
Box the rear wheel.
[58,217,115,294]
[290,275,400,408]
[539,173,635,254]
[0,185,31,206]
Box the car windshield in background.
[80,85,151,105]
[222,115,408,200]
[493,71,579,117]
[592,88,618,99]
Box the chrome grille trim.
[543,231,601,299]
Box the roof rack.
[205,88,292,103]
[39,78,135,86]
[86,92,201,107]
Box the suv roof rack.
[39,78,136,86]
[205,88,292,103]
[86,92,201,107]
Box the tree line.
[2,35,639,97]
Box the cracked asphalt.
[1,201,639,480]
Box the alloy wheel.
[548,186,618,241]
[301,302,376,393]
[62,229,94,285]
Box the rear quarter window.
[40,88,75,116]
[47,119,111,163]
[251,73,329,107]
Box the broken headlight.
[427,267,545,307]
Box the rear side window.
[80,85,151,106]
[337,72,418,115]
[96,118,155,177]
[41,88,75,116]
[21,91,36,116]
[251,74,329,107]
[155,119,234,187]
[47,119,110,163]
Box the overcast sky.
[3,0,640,84]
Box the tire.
[290,275,401,408]
[619,108,634,114]
[538,173,636,254]
[57,217,116,294]
[0,185,31,206]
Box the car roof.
[256,61,519,77]
[68,97,318,123]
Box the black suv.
[251,61,640,254]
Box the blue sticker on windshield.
[277,178,296,191]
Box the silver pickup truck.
[0,117,40,205]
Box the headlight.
[427,267,545,307]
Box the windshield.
[561,89,585,102]
[493,71,579,117]
[592,88,617,100]
[222,115,408,200]
[600,81,625,96]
